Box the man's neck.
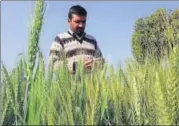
[68,29,86,40]
[68,29,74,35]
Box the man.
[49,5,104,74]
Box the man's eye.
[75,20,86,24]
[75,21,80,23]
[82,20,86,23]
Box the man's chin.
[75,31,85,36]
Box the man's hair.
[68,5,87,19]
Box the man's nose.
[79,22,85,27]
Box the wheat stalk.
[23,0,45,124]
[168,47,179,125]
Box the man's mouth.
[76,28,84,32]
[75,28,85,36]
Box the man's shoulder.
[56,31,71,40]
[84,33,98,49]
[85,33,97,41]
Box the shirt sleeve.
[93,40,105,65]
[48,35,74,73]
[48,35,65,71]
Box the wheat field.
[1,0,179,125]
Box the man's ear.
[68,18,71,23]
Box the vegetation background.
[1,0,179,125]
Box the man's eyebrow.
[75,19,86,21]
[74,20,86,23]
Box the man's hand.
[84,59,93,69]
[84,57,105,70]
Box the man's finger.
[85,59,93,66]
[85,64,92,69]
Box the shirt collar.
[68,29,86,40]
[68,29,74,35]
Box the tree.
[132,8,179,62]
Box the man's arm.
[94,46,105,61]
[49,35,74,73]
[84,37,105,69]
[93,42,105,67]
[48,36,65,72]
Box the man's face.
[68,14,86,35]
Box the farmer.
[49,5,105,74]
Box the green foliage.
[3,54,179,125]
[1,1,179,125]
[132,8,179,62]
[24,0,45,124]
